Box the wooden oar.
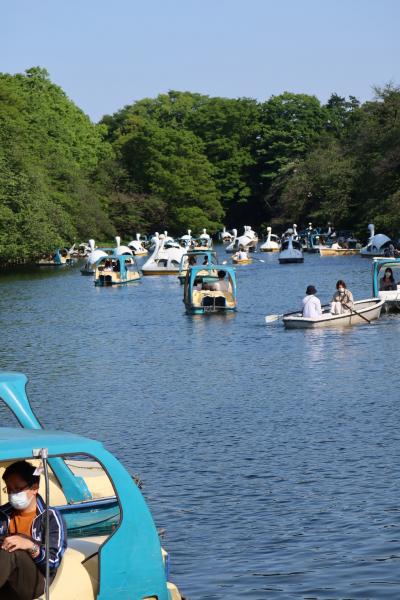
[342,302,371,324]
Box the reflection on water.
[1,251,400,599]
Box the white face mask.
[338,287,345,293]
[9,491,32,511]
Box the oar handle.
[343,302,371,324]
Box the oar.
[343,302,371,324]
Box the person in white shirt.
[302,285,322,318]
[237,247,248,261]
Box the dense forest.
[1,67,399,261]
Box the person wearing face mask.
[0,460,67,599]
[380,267,397,291]
[331,279,354,315]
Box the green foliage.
[2,69,400,262]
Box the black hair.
[384,267,395,283]
[306,285,317,295]
[3,461,40,486]
[217,270,226,278]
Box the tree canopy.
[1,68,400,262]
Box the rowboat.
[232,255,252,264]
[283,298,384,328]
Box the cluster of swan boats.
[37,223,400,326]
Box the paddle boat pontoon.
[36,249,75,267]
[360,224,393,258]
[184,265,237,314]
[372,258,400,311]
[278,232,304,264]
[94,255,141,286]
[0,372,183,600]
[127,233,148,256]
[283,298,384,328]
[178,249,218,284]
[142,235,186,275]
[260,227,280,252]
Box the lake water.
[1,248,400,599]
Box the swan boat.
[260,227,280,252]
[142,235,186,275]
[278,232,304,264]
[220,227,234,244]
[36,248,75,267]
[179,229,193,248]
[193,229,212,250]
[127,234,148,256]
[184,264,237,314]
[228,226,258,253]
[178,249,218,284]
[283,298,384,328]
[372,258,400,311]
[80,240,109,275]
[0,372,183,600]
[360,224,393,258]
[94,255,141,286]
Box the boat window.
[0,454,121,538]
[157,259,168,267]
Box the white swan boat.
[80,240,108,275]
[283,298,384,328]
[278,232,304,264]
[179,229,193,248]
[114,235,134,257]
[260,227,280,252]
[226,226,258,253]
[128,233,148,256]
[220,227,234,244]
[360,224,393,258]
[142,235,186,275]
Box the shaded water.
[1,249,400,599]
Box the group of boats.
[35,222,400,322]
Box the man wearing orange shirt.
[0,461,67,599]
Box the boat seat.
[192,290,235,308]
[36,536,105,600]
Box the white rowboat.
[283,298,384,329]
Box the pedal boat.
[127,233,148,256]
[142,235,186,275]
[260,227,280,252]
[36,248,74,267]
[178,250,218,284]
[184,264,237,314]
[372,258,400,311]
[0,372,183,600]
[360,224,393,258]
[278,234,304,264]
[94,255,141,286]
[283,298,384,328]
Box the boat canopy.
[372,258,400,295]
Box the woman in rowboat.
[331,280,354,315]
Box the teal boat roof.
[0,427,104,459]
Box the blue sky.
[2,0,399,121]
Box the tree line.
[1,67,399,261]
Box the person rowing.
[330,280,354,314]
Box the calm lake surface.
[1,247,400,599]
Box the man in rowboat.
[302,285,322,318]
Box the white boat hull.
[283,298,384,328]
